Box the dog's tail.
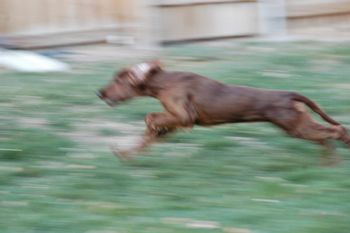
[290,92,340,126]
[290,92,350,148]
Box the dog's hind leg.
[337,126,350,148]
[270,103,344,165]
[317,140,341,166]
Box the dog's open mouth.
[104,98,119,107]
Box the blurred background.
[1,1,350,233]
[1,0,350,48]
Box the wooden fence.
[1,0,350,48]
[285,0,350,34]
[0,0,139,35]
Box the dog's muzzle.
[97,91,118,106]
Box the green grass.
[1,41,350,233]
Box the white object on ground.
[0,49,70,72]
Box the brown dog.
[98,61,350,162]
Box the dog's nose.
[97,90,104,99]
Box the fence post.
[258,0,287,36]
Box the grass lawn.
[1,41,350,233]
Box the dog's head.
[98,61,162,106]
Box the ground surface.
[1,41,350,233]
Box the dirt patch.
[333,83,350,89]
[62,45,156,63]
[227,136,268,148]
[63,105,106,114]
[310,59,340,73]
[15,95,46,106]
[61,119,144,150]
[17,117,49,128]
[162,218,220,229]
[224,228,252,233]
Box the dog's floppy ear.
[128,60,163,86]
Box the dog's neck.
[137,70,165,98]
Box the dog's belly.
[195,109,268,126]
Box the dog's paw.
[111,146,134,161]
[319,154,342,167]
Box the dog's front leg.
[113,112,179,160]
[145,112,187,131]
[112,129,165,160]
